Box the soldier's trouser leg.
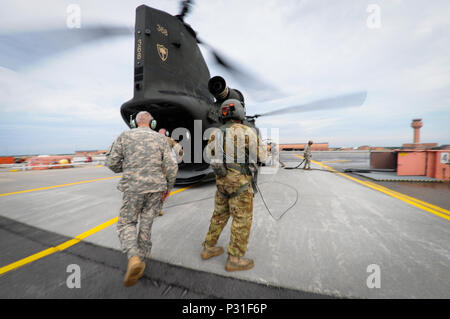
[305,158,311,169]
[228,188,254,257]
[203,190,231,249]
[117,192,163,260]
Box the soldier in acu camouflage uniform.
[157,128,184,216]
[105,111,178,287]
[202,99,267,272]
[158,128,184,163]
[303,140,313,170]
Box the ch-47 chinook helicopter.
[0,1,366,184]
[120,2,367,183]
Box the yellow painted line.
[0,184,196,276]
[0,248,58,275]
[350,179,450,221]
[294,155,450,221]
[321,160,350,163]
[0,219,118,276]
[363,181,450,217]
[168,183,196,195]
[0,176,121,197]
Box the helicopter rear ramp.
[0,152,449,298]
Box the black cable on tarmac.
[163,181,299,221]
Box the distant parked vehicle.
[92,156,106,162]
[72,156,88,164]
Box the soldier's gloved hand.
[162,190,170,203]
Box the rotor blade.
[0,26,132,70]
[197,37,283,101]
[253,91,367,118]
[177,0,195,21]
[197,37,240,72]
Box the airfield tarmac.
[0,151,449,298]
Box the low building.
[358,146,388,151]
[279,143,329,151]
[395,119,449,181]
[401,143,439,149]
[0,157,14,164]
[396,149,449,180]
[75,150,107,157]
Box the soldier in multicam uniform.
[201,99,267,272]
[303,140,313,170]
[105,111,178,287]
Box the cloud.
[0,35,133,120]
[0,0,449,155]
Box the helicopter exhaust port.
[208,76,228,100]
[208,76,245,105]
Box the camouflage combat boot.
[201,246,224,260]
[225,255,254,272]
[123,256,146,287]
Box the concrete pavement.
[0,152,449,298]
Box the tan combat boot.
[225,255,254,272]
[201,246,224,260]
[123,256,146,287]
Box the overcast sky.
[0,0,449,155]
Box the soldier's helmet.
[220,99,245,121]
